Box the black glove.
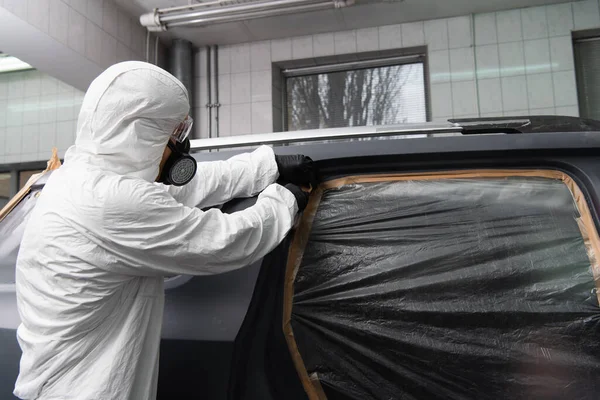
[275,155,317,188]
[284,184,309,211]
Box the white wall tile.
[292,36,313,59]
[130,25,146,59]
[194,48,207,78]
[474,13,497,46]
[250,41,271,71]
[0,78,6,101]
[6,126,22,156]
[218,46,231,75]
[477,78,503,114]
[251,101,272,134]
[39,95,57,124]
[56,120,75,150]
[38,122,57,155]
[431,83,453,117]
[23,97,39,125]
[218,73,231,106]
[22,124,40,155]
[0,101,6,128]
[334,30,357,54]
[451,80,478,116]
[41,76,59,95]
[524,39,551,74]
[101,31,117,68]
[550,36,575,72]
[555,105,579,117]
[7,103,23,127]
[424,19,449,51]
[28,0,50,33]
[530,107,556,115]
[503,109,530,117]
[546,3,573,37]
[499,41,525,77]
[501,76,528,111]
[117,12,132,47]
[231,103,252,135]
[476,44,500,79]
[496,10,523,43]
[527,73,554,109]
[521,6,548,40]
[429,50,451,84]
[231,73,251,104]
[448,16,472,49]
[68,8,86,54]
[116,41,130,63]
[24,73,41,98]
[193,77,206,109]
[4,0,27,18]
[231,44,251,73]
[8,76,24,99]
[251,71,271,103]
[102,0,118,38]
[379,24,402,50]
[271,39,292,62]
[69,0,87,16]
[86,20,103,64]
[87,0,104,27]
[313,33,334,56]
[356,28,379,52]
[218,105,231,137]
[552,71,578,107]
[402,22,425,47]
[450,47,475,81]
[573,0,600,30]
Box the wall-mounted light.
[140,0,354,32]
[0,54,34,73]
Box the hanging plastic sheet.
[284,171,600,400]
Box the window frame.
[280,51,431,132]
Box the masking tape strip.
[283,169,600,400]
[0,148,61,223]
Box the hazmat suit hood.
[64,61,190,182]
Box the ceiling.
[115,0,572,46]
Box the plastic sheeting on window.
[284,171,600,400]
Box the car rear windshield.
[285,171,600,400]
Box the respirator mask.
[157,116,197,186]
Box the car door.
[226,124,600,400]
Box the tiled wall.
[194,0,598,138]
[0,0,158,165]
[1,0,148,68]
[0,70,84,164]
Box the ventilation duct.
[140,0,354,31]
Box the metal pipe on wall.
[169,39,196,138]
[211,45,219,138]
[206,45,212,139]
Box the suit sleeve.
[100,181,298,277]
[159,145,279,209]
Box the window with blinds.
[574,36,600,121]
[285,58,427,131]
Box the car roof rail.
[189,116,600,152]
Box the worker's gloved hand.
[275,155,317,188]
[284,184,309,211]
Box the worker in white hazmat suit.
[13,61,314,400]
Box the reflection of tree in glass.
[288,63,422,131]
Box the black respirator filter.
[159,138,197,186]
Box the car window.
[0,173,10,209]
[285,171,600,399]
[19,170,43,190]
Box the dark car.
[2,116,600,399]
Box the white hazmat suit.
[14,62,298,399]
